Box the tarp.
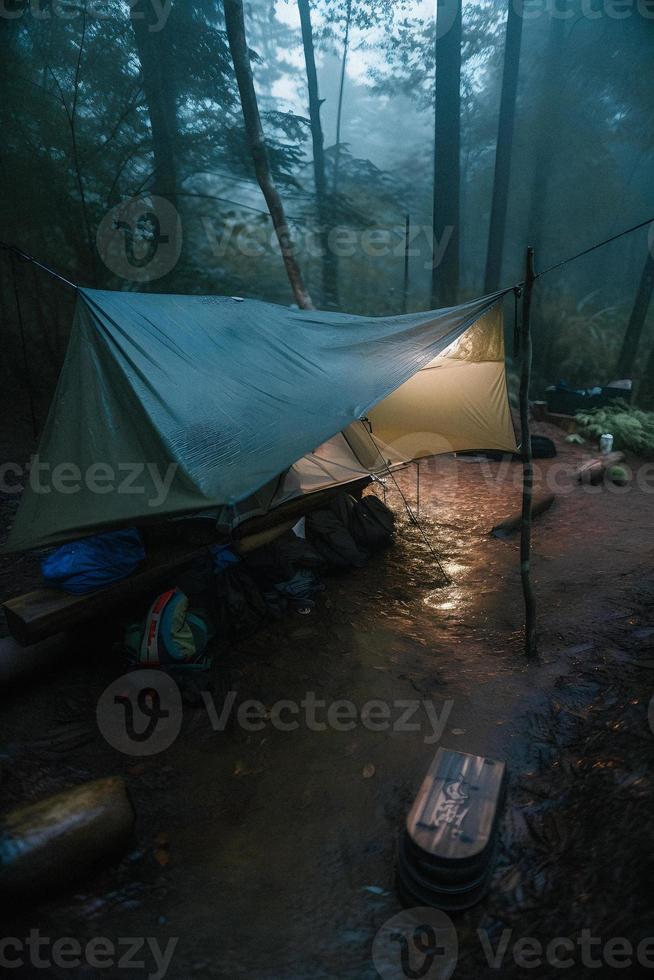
[4,288,516,553]
[191,428,391,532]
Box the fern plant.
[575,401,654,457]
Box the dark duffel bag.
[513,435,557,461]
[273,530,327,573]
[351,495,395,550]
[212,566,269,641]
[330,491,358,529]
[306,508,368,569]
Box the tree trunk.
[431,0,462,309]
[527,14,567,374]
[131,2,178,204]
[332,0,352,197]
[639,335,654,410]
[615,250,654,379]
[527,14,566,259]
[130,0,180,291]
[65,6,98,285]
[520,247,537,658]
[298,0,338,308]
[403,214,411,313]
[224,0,313,310]
[484,0,524,295]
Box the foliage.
[534,291,628,389]
[575,402,654,457]
[1,0,653,409]
[370,1,504,111]
[315,0,405,49]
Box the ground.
[1,425,653,979]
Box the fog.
[1,0,653,432]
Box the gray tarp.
[4,288,509,553]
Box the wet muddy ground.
[1,424,653,978]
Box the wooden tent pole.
[520,246,537,657]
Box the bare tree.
[223,0,313,310]
[332,0,352,196]
[298,0,338,307]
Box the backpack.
[274,530,327,573]
[330,491,358,529]
[211,566,269,641]
[512,435,557,461]
[350,496,395,550]
[530,435,557,459]
[305,508,368,569]
[125,587,214,672]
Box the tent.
[4,288,517,554]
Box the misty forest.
[2,0,654,427]
[1,2,654,979]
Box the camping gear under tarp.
[41,527,146,595]
[4,288,517,554]
[2,478,372,646]
[124,586,215,673]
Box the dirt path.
[1,427,653,978]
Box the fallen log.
[576,451,625,486]
[235,519,296,556]
[545,410,578,433]
[0,777,134,901]
[491,492,556,540]
[2,542,205,647]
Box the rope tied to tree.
[0,242,78,291]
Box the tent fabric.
[4,288,514,554]
[368,304,517,458]
[193,428,389,532]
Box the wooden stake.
[520,247,537,657]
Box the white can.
[600,433,614,455]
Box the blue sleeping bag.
[41,528,146,595]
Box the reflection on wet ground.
[1,434,653,978]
